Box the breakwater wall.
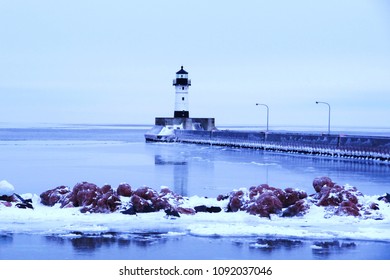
[174,130,390,163]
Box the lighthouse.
[145,66,216,141]
[173,66,191,118]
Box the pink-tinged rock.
[131,195,154,213]
[177,207,196,215]
[335,201,360,217]
[117,183,132,197]
[101,184,112,194]
[277,188,308,208]
[133,187,159,200]
[281,200,309,217]
[227,190,245,212]
[150,197,170,211]
[1,201,12,207]
[312,176,335,193]
[65,182,99,207]
[40,186,71,206]
[315,184,361,208]
[246,193,283,218]
[216,194,229,201]
[311,177,365,217]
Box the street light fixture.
[315,101,331,134]
[256,103,269,132]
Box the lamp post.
[315,101,331,134]
[256,103,269,132]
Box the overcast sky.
[1,0,389,129]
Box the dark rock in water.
[194,205,222,213]
[165,208,180,218]
[121,206,137,215]
[378,193,390,203]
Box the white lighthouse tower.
[173,66,191,118]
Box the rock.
[0,194,18,203]
[133,187,158,200]
[281,200,309,217]
[40,186,71,206]
[117,183,132,197]
[177,207,196,215]
[0,201,12,207]
[121,206,137,215]
[227,190,244,212]
[312,176,334,193]
[40,182,122,213]
[131,195,154,213]
[225,184,309,218]
[310,177,365,217]
[165,208,180,218]
[246,193,283,218]
[370,202,380,210]
[194,205,222,213]
[13,193,34,209]
[335,201,360,217]
[378,193,390,203]
[65,182,99,207]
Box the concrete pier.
[173,130,390,163]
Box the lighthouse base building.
[145,66,216,142]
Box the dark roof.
[176,66,188,75]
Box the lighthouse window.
[182,87,184,90]
[182,97,185,101]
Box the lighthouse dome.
[176,66,188,75]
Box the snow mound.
[0,180,15,196]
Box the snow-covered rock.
[0,180,15,196]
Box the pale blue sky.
[1,0,389,128]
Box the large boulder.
[40,186,71,206]
[226,185,308,218]
[311,177,363,217]
[117,183,132,197]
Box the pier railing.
[174,130,390,163]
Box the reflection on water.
[248,238,304,251]
[2,232,389,260]
[0,233,13,245]
[155,155,189,196]
[311,240,357,257]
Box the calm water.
[1,125,390,260]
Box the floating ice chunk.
[0,180,15,196]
